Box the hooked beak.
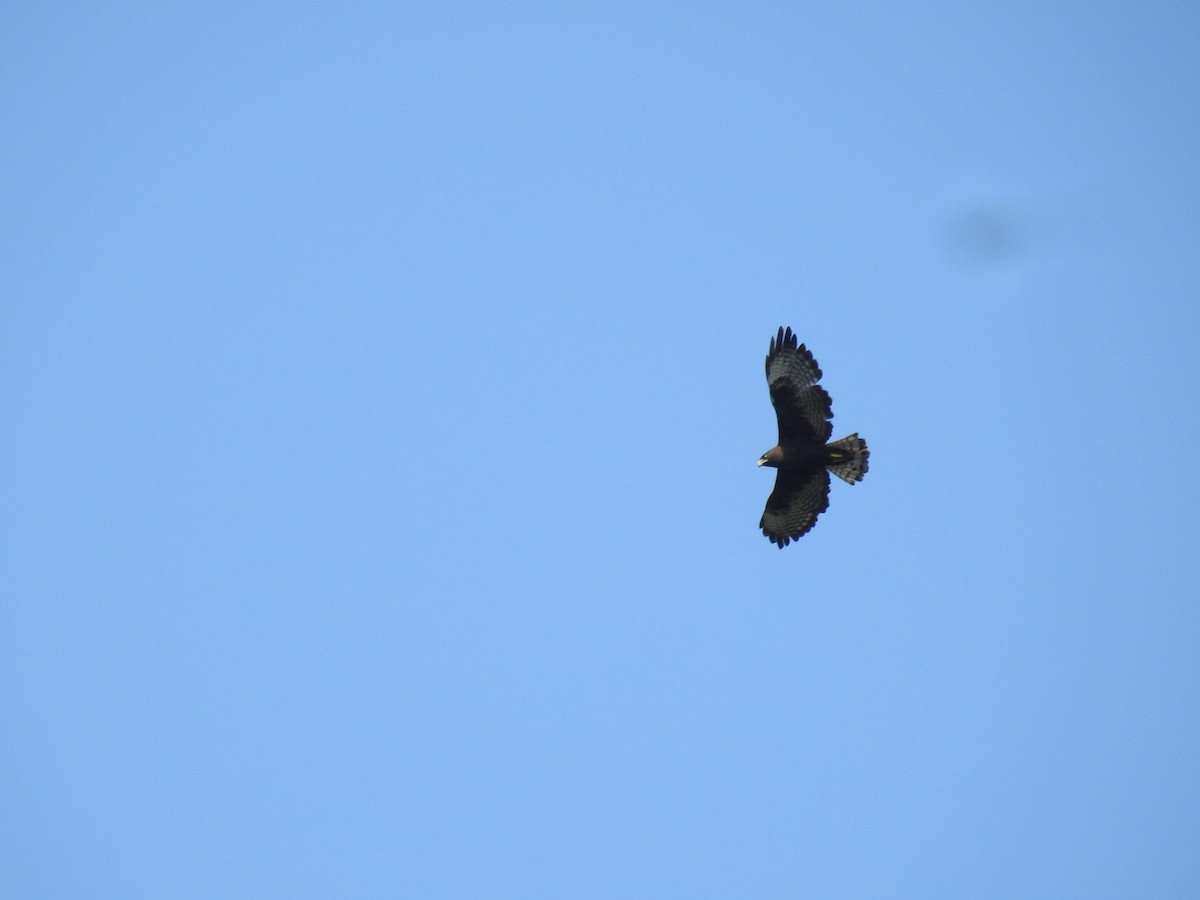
[756,457,767,466]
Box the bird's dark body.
[758,442,830,471]
[758,327,869,547]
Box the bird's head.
[758,447,782,468]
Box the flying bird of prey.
[758,327,869,547]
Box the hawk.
[758,327,869,547]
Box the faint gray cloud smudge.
[942,204,1027,266]
[938,183,1116,270]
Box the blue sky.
[3,2,1199,897]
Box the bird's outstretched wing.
[765,326,833,444]
[760,467,832,548]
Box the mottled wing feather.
[765,326,833,444]
[760,468,831,548]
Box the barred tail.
[827,433,869,484]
